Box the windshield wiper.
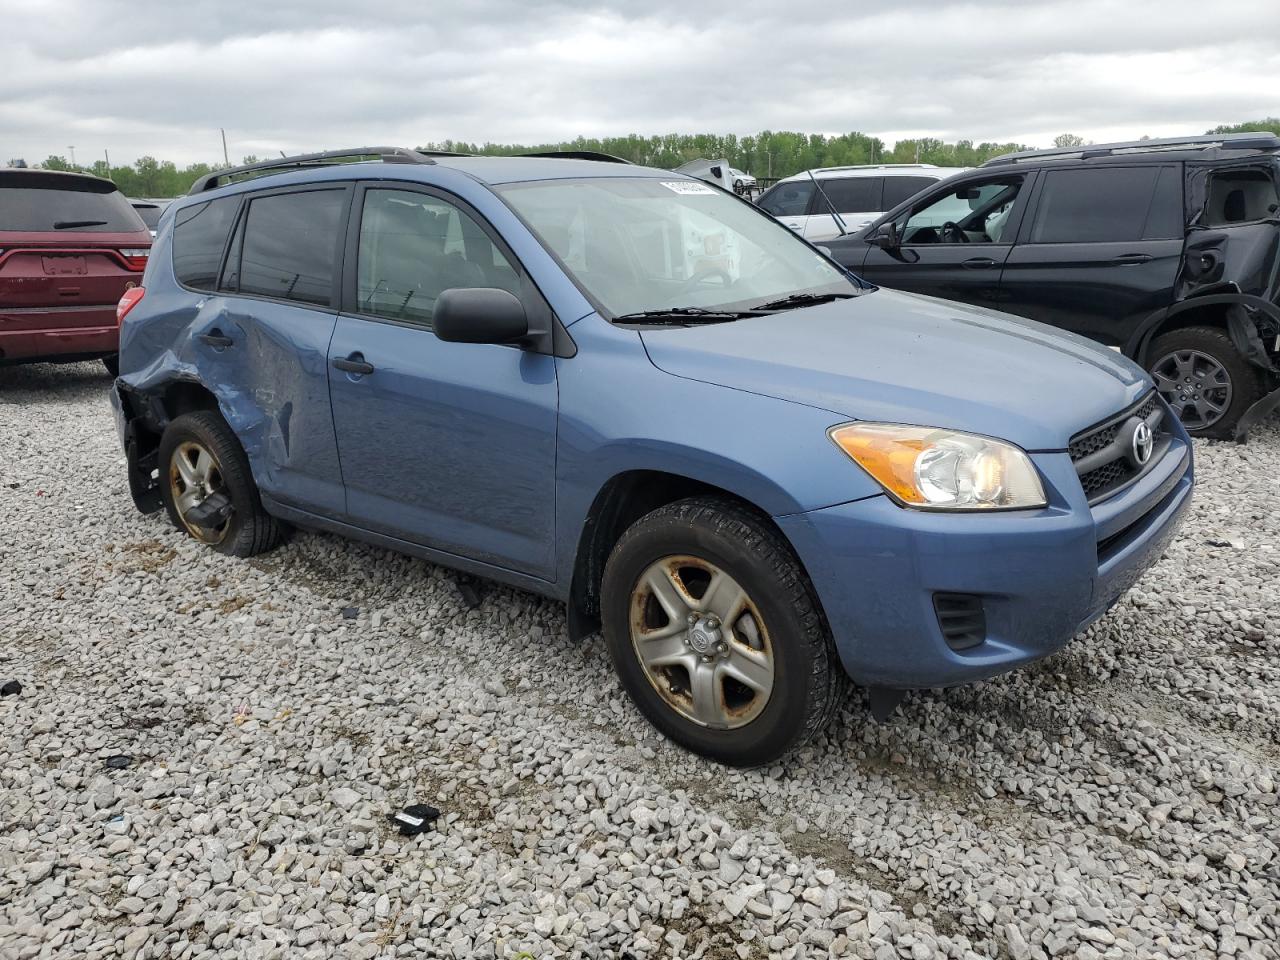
[612,306,764,324]
[750,292,858,311]
[53,219,109,229]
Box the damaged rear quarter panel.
[117,246,344,515]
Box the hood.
[640,289,1149,451]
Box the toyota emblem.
[1130,420,1154,467]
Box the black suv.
[824,133,1280,439]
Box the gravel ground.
[1,361,1277,960]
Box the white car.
[757,164,969,242]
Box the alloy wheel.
[629,555,774,729]
[1151,349,1232,431]
[168,440,230,544]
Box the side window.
[900,177,1025,244]
[1029,167,1164,244]
[758,181,814,217]
[819,177,882,214]
[172,196,239,291]
[237,190,345,307]
[882,176,938,209]
[1204,167,1279,226]
[357,188,521,327]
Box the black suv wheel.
[600,497,845,767]
[1149,326,1263,439]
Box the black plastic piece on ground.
[185,492,233,531]
[868,687,906,722]
[390,804,441,836]
[456,578,482,609]
[104,755,132,769]
[0,680,21,696]
[341,606,360,620]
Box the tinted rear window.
[173,197,240,290]
[1029,167,1174,243]
[882,175,938,209]
[0,173,145,233]
[237,190,345,307]
[820,177,882,213]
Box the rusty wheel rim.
[629,555,774,730]
[168,440,229,544]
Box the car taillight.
[117,286,146,323]
[120,248,149,271]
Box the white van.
[757,164,969,241]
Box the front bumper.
[777,433,1193,689]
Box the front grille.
[1070,393,1165,503]
[933,593,986,651]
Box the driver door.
[858,172,1036,308]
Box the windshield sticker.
[660,180,717,195]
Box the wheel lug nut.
[687,613,698,625]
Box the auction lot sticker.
[660,181,717,195]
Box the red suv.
[1,168,151,375]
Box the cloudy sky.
[3,0,1278,168]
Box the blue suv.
[112,147,1194,765]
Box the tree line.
[16,120,1278,198]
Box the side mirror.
[869,220,900,249]
[433,288,529,345]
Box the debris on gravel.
[1,362,1277,959]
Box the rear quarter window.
[172,197,240,290]
[0,172,145,233]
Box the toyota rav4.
[112,148,1193,765]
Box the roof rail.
[521,150,632,164]
[983,132,1280,167]
[813,163,939,172]
[187,146,439,194]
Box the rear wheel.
[601,497,845,766]
[102,355,119,377]
[1148,326,1262,439]
[158,410,283,557]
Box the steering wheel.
[679,267,733,294]
[940,221,971,243]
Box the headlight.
[829,423,1047,510]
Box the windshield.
[496,177,858,317]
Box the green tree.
[1208,118,1280,135]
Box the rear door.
[804,177,883,240]
[326,183,559,580]
[184,186,350,514]
[858,172,1033,305]
[757,180,817,236]
[998,165,1183,345]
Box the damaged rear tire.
[158,410,283,557]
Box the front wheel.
[158,410,283,557]
[601,497,845,766]
[1148,325,1263,439]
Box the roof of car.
[776,164,969,183]
[0,167,121,191]
[185,147,669,195]
[983,132,1280,167]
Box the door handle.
[1113,253,1153,265]
[198,330,233,348]
[332,354,375,376]
[961,257,997,269]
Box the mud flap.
[1234,383,1280,442]
[868,687,906,722]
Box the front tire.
[1148,325,1263,439]
[158,410,283,557]
[601,497,845,766]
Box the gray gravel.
[1,361,1277,960]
